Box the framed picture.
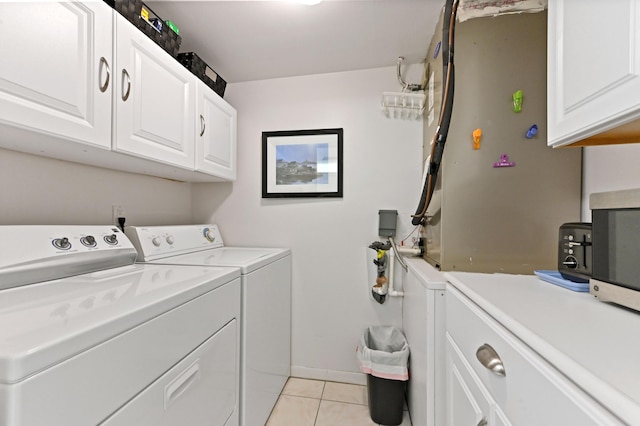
[262,128,343,198]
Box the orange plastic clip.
[472,128,482,150]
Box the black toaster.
[558,222,592,283]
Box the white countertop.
[444,271,640,425]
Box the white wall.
[582,144,640,220]
[192,66,424,383]
[0,149,192,226]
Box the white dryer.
[0,226,241,426]
[125,224,292,426]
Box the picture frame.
[262,128,343,198]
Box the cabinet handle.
[99,57,110,93]
[121,69,131,102]
[476,343,506,377]
[200,114,206,136]
[478,417,488,426]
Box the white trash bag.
[356,326,409,381]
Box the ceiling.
[146,0,444,83]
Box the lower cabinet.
[446,335,500,426]
[445,284,623,425]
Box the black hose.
[411,0,459,226]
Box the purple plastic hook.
[493,154,515,168]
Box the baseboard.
[290,366,367,386]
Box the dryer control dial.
[166,235,175,245]
[152,237,161,247]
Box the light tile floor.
[266,378,412,426]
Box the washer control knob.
[52,237,72,250]
[166,235,175,245]
[81,235,97,247]
[104,234,118,245]
[152,237,161,247]
[204,228,216,242]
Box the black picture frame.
[262,128,343,198]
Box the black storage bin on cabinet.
[111,0,181,57]
[178,52,227,98]
[356,326,410,426]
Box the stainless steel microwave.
[590,188,640,312]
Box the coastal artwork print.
[262,128,343,198]
[275,143,329,185]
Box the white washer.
[125,224,292,426]
[0,226,241,426]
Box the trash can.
[356,326,409,426]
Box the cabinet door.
[446,335,495,426]
[446,284,624,425]
[548,0,640,147]
[114,14,194,169]
[195,81,237,180]
[0,1,112,149]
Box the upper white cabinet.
[0,2,113,149]
[195,80,237,180]
[113,13,195,170]
[548,0,640,147]
[0,1,236,182]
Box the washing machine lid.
[0,264,240,384]
[148,247,291,274]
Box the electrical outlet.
[112,205,125,224]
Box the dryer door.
[101,319,238,426]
